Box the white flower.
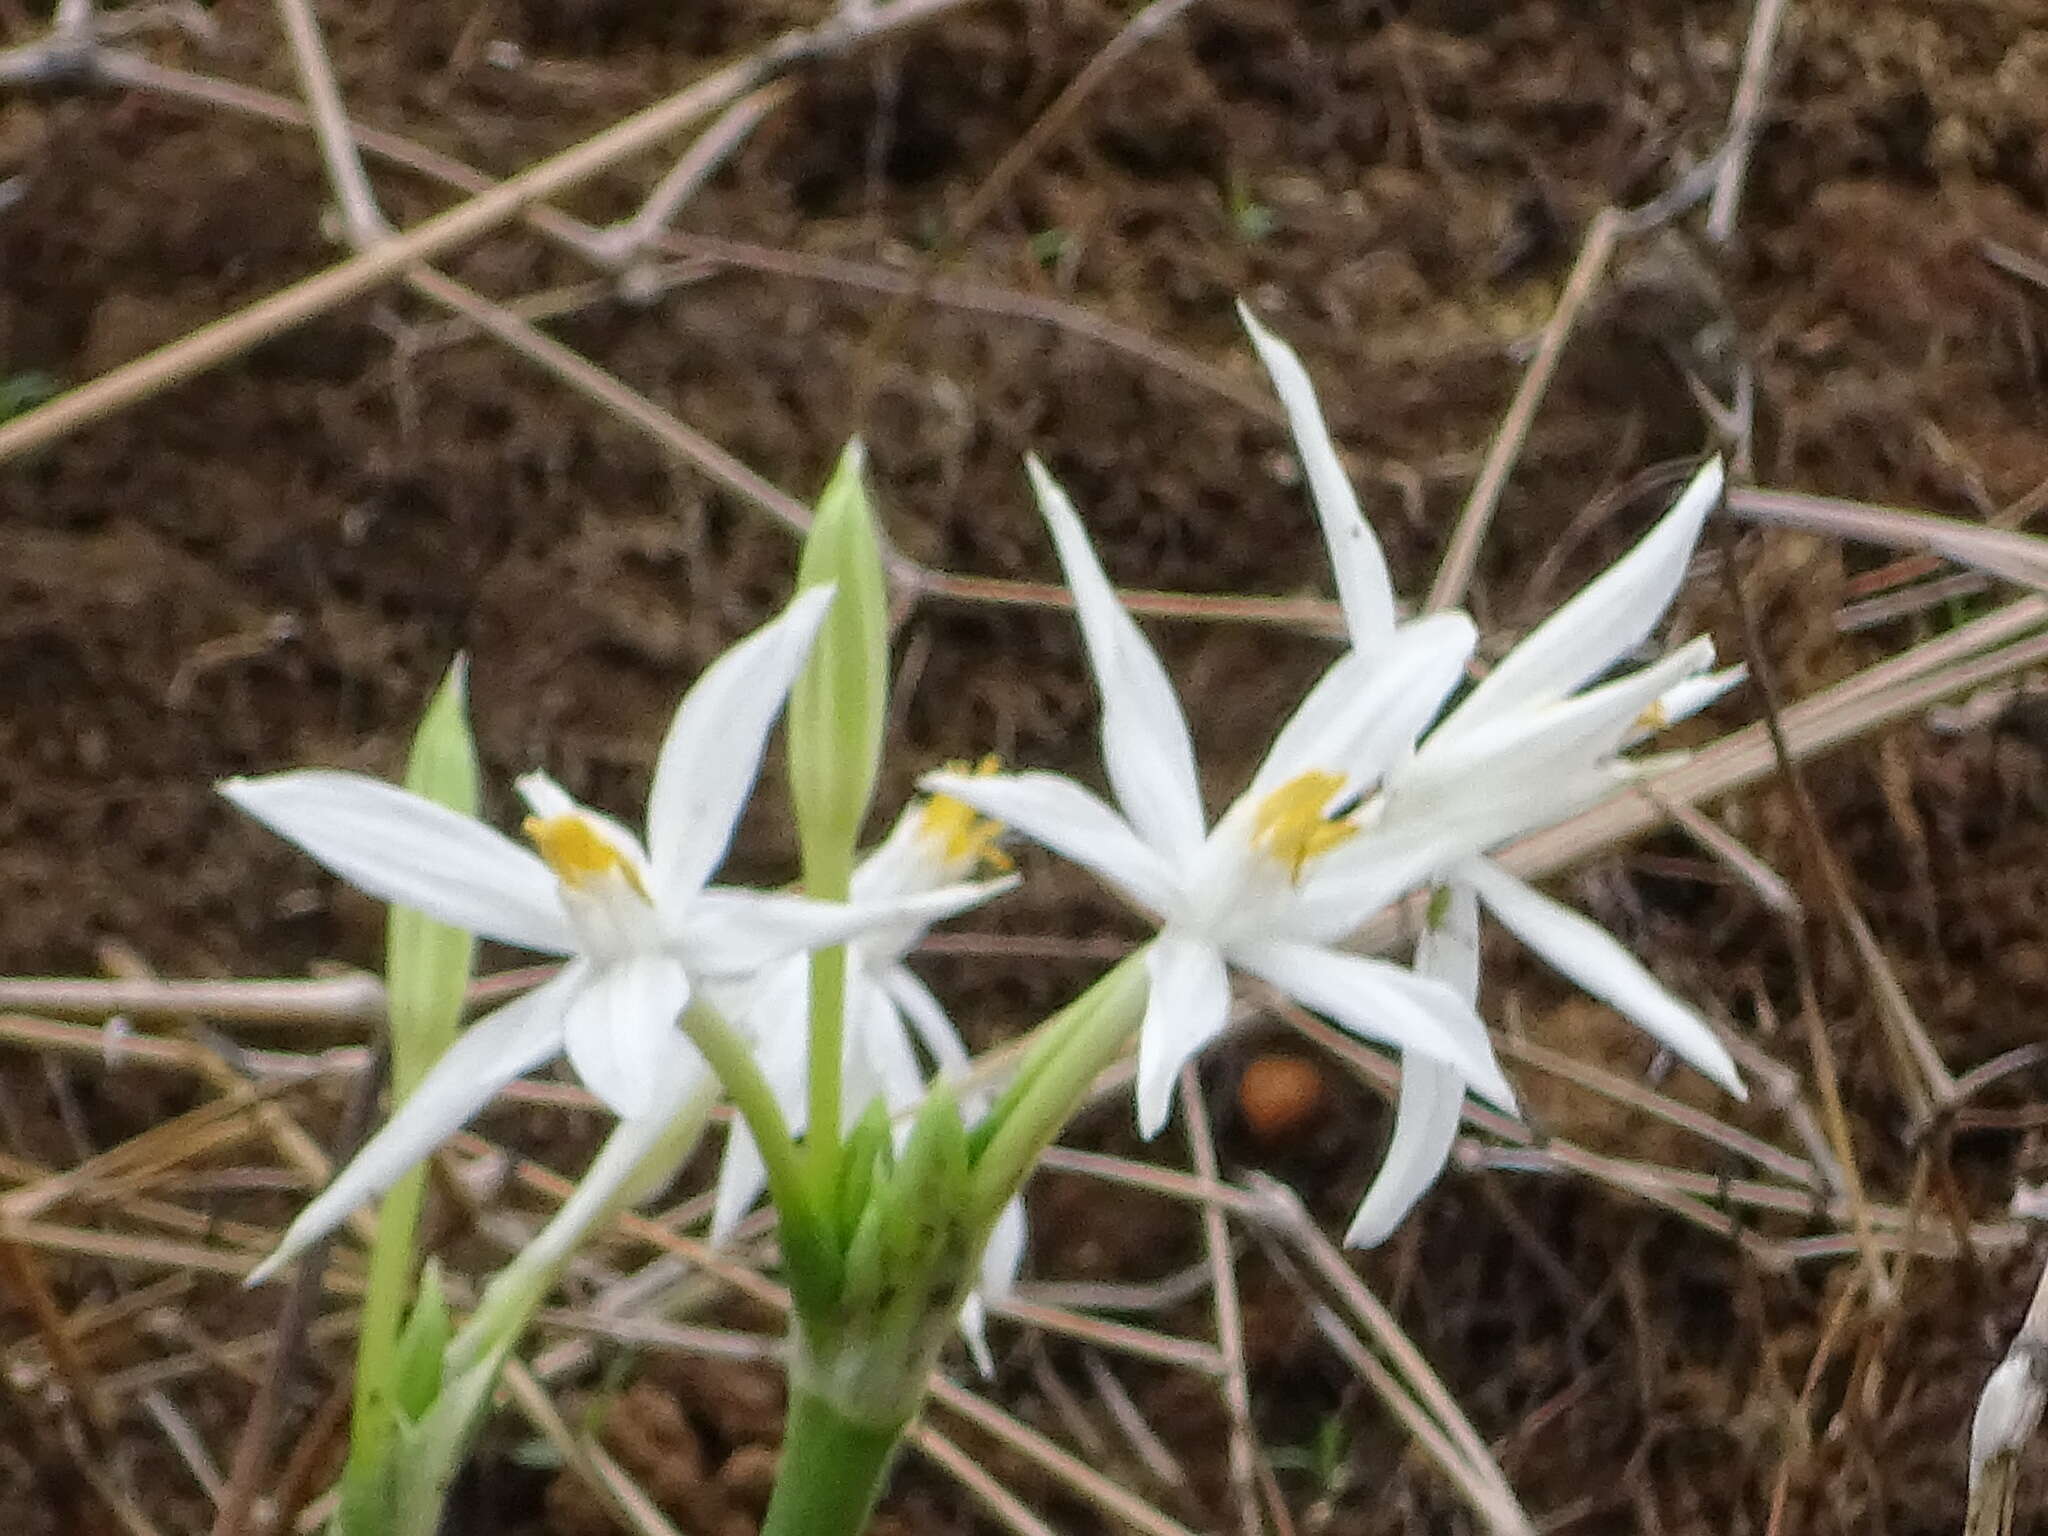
[228,588,995,1279]
[1243,308,1746,1244]
[925,461,1518,1144]
[706,775,1025,1369]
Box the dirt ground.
[7,0,2048,1531]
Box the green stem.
[806,942,848,1183]
[674,996,840,1306]
[968,949,1150,1228]
[334,1158,427,1515]
[760,1390,902,1536]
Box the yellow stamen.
[1635,700,1671,734]
[523,814,648,897]
[1251,770,1359,883]
[919,755,1013,874]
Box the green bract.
[336,659,479,1536]
[789,438,891,901]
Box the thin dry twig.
[1242,1176,1535,1536]
[1705,0,1795,243]
[207,1049,385,1536]
[1424,207,1622,613]
[269,0,386,246]
[929,1377,1204,1536]
[595,84,792,267]
[909,1421,1064,1536]
[1179,1068,1264,1535]
[0,0,983,465]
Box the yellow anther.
[919,756,1013,874]
[1634,700,1671,734]
[523,814,647,897]
[1251,770,1359,883]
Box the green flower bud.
[788,440,890,901]
[389,658,480,1095]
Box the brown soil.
[7,0,2048,1532]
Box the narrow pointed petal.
[1460,858,1745,1097]
[1136,934,1232,1137]
[710,1122,771,1245]
[562,956,696,1119]
[921,769,1178,915]
[247,970,577,1283]
[1290,821,1470,945]
[959,1195,1029,1376]
[683,882,1005,976]
[847,971,927,1113]
[881,966,971,1081]
[1391,638,1718,833]
[1635,664,1747,741]
[1345,1056,1465,1247]
[500,1069,715,1283]
[980,1196,1027,1305]
[646,585,836,905]
[1238,302,1397,646]
[1232,940,1516,1110]
[1027,458,1206,862]
[1442,460,1722,730]
[222,771,574,955]
[1246,611,1476,801]
[1417,881,1481,1001]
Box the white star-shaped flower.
[1243,308,1745,1245]
[925,462,1518,1147]
[228,588,995,1278]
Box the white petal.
[847,970,926,1114]
[1635,664,1747,741]
[645,585,835,905]
[1238,302,1397,646]
[562,956,697,1119]
[706,959,815,1245]
[1460,858,1744,1097]
[881,966,971,1081]
[1441,460,1722,730]
[1417,881,1480,1001]
[247,969,578,1283]
[981,1195,1027,1305]
[710,1122,771,1245]
[1136,934,1232,1137]
[222,771,574,955]
[1027,458,1207,862]
[1288,821,1470,945]
[920,770,1179,915]
[1345,1056,1465,1248]
[682,882,1003,976]
[1391,637,1717,835]
[1232,939,1516,1110]
[959,1195,1029,1376]
[1245,611,1476,801]
[848,801,940,904]
[460,1070,718,1363]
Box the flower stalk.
[759,1390,902,1536]
[789,440,891,1186]
[332,661,478,1536]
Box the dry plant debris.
[7,0,2048,1533]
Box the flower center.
[918,755,1013,874]
[1250,770,1359,883]
[523,813,649,898]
